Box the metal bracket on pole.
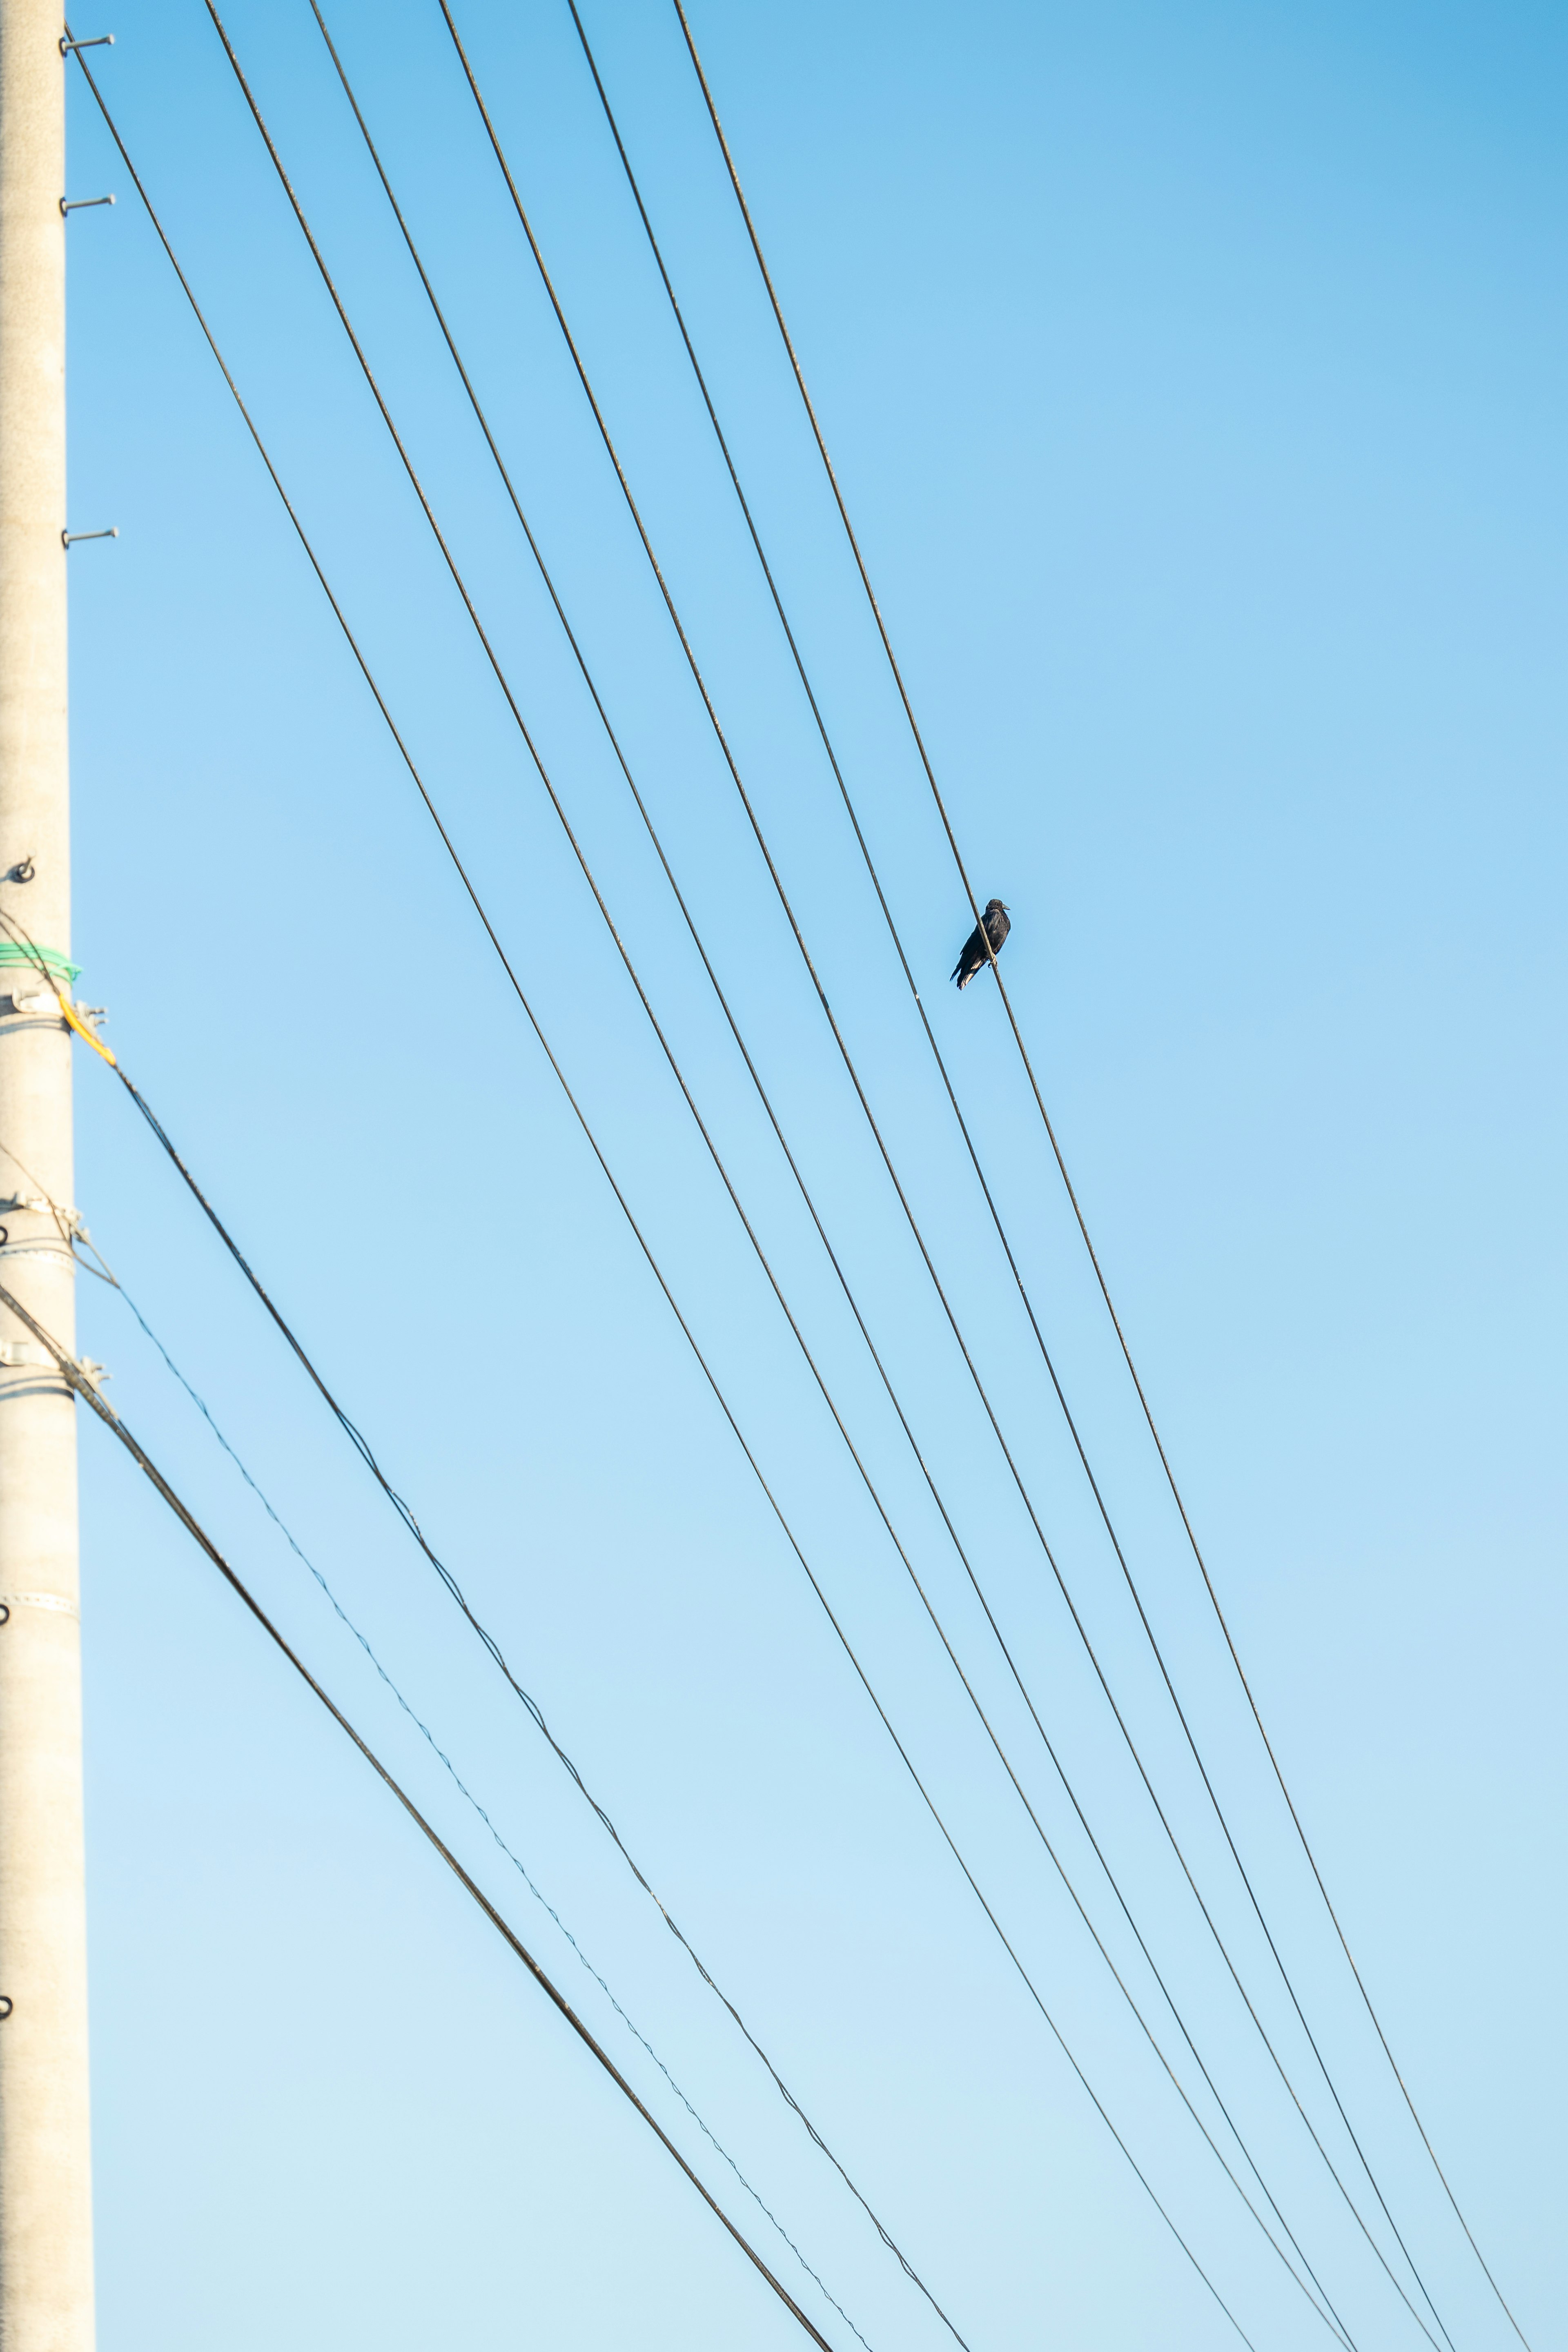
[0,1340,106,1388]
[0,1198,89,1245]
[60,528,116,546]
[58,194,113,216]
[58,33,112,54]
[0,1285,111,1397]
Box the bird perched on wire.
[951,899,1011,990]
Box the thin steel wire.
[55,62,1258,2343]
[98,1257,877,2351]
[4,1281,844,2352]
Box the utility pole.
[0,0,97,2343]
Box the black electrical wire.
[53,64,1259,2342]
[7,1088,941,2351]
[54,64,1252,2339]
[39,57,973,2332]
[199,0,1441,2328]
[425,15,1450,2341]
[291,13,1365,2340]
[12,1034,1257,2352]
[577,4,1517,2341]
[225,0,1406,2314]
[7,902,960,2352]
[70,21,1438,2339]
[0,1281,845,2352]
[82,1252,877,2351]
[663,20,1534,2352]
[184,40,1341,2318]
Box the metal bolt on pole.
[0,0,97,2343]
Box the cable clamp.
[59,996,116,1065]
[0,1196,87,1238]
[0,1340,107,1388]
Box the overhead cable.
[90,1251,876,2351]
[293,11,1359,2337]
[220,0,1398,2312]
[48,68,1257,2340]
[425,13,1447,2337]
[0,1280,845,2352]
[663,16,1532,2349]
[7,887,962,2352]
[194,2,1441,2328]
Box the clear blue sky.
[63,1,1564,2346]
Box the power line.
[424,13,1449,2339]
[12,992,1320,2352]
[0,1278,847,2352]
[290,12,1363,2340]
[660,25,1534,2351]
[20,924,1256,2351]
[202,0,1402,2322]
[85,1245,878,2352]
[176,4,1447,2329]
[47,74,1259,2339]
[559,2,1523,2339]
[20,1114,955,2351]
[21,31,971,2307]
[11,888,964,2352]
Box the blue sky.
[63,1,1564,2346]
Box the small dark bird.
[951,899,1011,990]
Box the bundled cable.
[0,1277,845,2352]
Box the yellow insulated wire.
[60,996,116,1068]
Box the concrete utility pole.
[0,0,97,2343]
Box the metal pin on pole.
[58,32,112,53]
[58,193,113,214]
[60,528,116,548]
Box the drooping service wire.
[86,1246,877,2351]
[0,1278,845,2352]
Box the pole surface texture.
[0,1,96,2344]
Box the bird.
[951,899,1011,990]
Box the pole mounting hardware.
[59,193,114,215]
[61,527,117,547]
[4,857,34,884]
[60,33,114,54]
[0,1341,53,1370]
[0,1339,107,1389]
[0,1197,89,1240]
